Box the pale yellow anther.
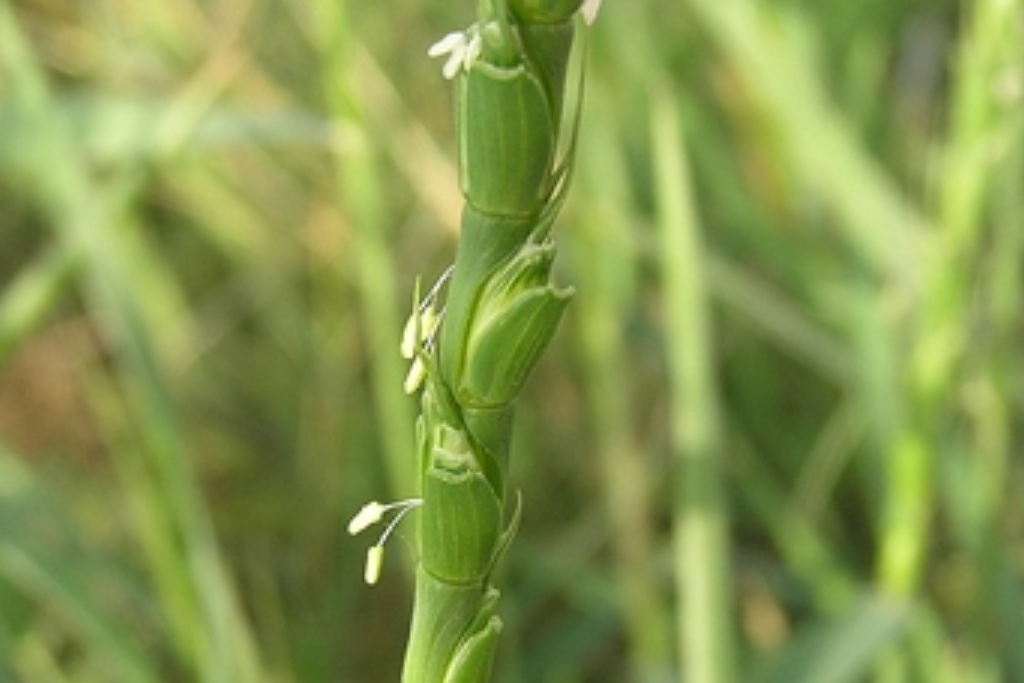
[403,357,428,395]
[401,304,439,361]
[581,0,602,24]
[428,26,481,80]
[365,545,385,585]
[348,501,386,535]
[400,313,420,360]
[427,31,465,58]
[352,498,422,586]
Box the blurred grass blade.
[573,80,673,681]
[652,88,735,683]
[311,0,414,499]
[0,444,162,683]
[687,0,925,286]
[0,5,264,681]
[707,255,850,384]
[750,595,907,683]
[0,247,76,368]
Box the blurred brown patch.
[0,318,104,464]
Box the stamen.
[428,26,481,79]
[378,498,423,546]
[349,497,424,586]
[402,266,454,359]
[400,268,454,392]
[427,31,466,58]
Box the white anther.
[365,545,385,585]
[402,302,440,360]
[400,268,452,391]
[427,31,465,58]
[403,356,428,395]
[401,312,421,360]
[348,498,423,586]
[348,501,386,535]
[348,498,423,535]
[580,0,603,25]
[428,26,481,80]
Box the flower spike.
[398,0,595,676]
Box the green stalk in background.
[0,6,264,682]
[350,0,598,680]
[653,92,736,683]
[313,0,416,500]
[878,0,1024,680]
[573,83,674,680]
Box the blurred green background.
[1,0,1022,681]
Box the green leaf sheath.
[401,567,501,683]
[457,65,555,216]
[402,2,586,681]
[419,417,503,584]
[513,20,577,134]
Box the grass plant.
[0,0,1021,681]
